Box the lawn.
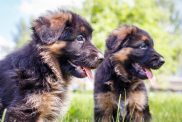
[61,92,182,122]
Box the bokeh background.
[0,0,182,121]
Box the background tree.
[13,19,30,48]
[80,0,182,75]
[13,0,182,75]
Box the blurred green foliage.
[61,92,182,122]
[61,93,94,121]
[14,0,182,75]
[13,19,31,48]
[80,0,182,75]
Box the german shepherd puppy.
[94,25,165,122]
[0,10,103,122]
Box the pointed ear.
[106,25,137,51]
[32,16,67,44]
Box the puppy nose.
[97,52,104,64]
[158,57,165,66]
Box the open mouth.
[68,60,93,79]
[131,63,153,80]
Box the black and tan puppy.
[94,25,165,122]
[0,10,103,122]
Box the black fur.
[0,10,103,122]
[94,25,164,122]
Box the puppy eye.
[139,44,148,49]
[76,35,85,42]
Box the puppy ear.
[106,35,120,51]
[106,25,137,51]
[32,17,67,44]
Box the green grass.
[61,93,94,122]
[61,92,182,122]
[149,92,182,122]
[0,109,7,122]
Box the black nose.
[97,52,104,64]
[158,57,165,66]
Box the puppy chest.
[117,91,147,112]
[27,91,70,121]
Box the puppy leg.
[4,101,40,122]
[94,92,118,122]
[142,105,151,122]
[127,83,151,122]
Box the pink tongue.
[144,68,157,86]
[144,68,153,79]
[83,67,93,80]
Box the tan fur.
[27,76,70,122]
[80,26,86,32]
[47,41,66,55]
[34,11,70,82]
[109,48,133,82]
[34,35,73,122]
[48,12,72,30]
[131,80,144,90]
[95,88,147,122]
[34,44,71,122]
[128,91,147,111]
[32,11,72,41]
[95,92,117,115]
[111,48,133,62]
[105,25,137,50]
[132,111,144,122]
[141,35,149,41]
[30,12,73,122]
[113,25,137,40]
[95,92,118,122]
[32,11,72,29]
[37,45,62,81]
[114,64,128,79]
[95,25,152,122]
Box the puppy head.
[32,10,103,78]
[107,25,165,80]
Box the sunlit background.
[0,0,182,121]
